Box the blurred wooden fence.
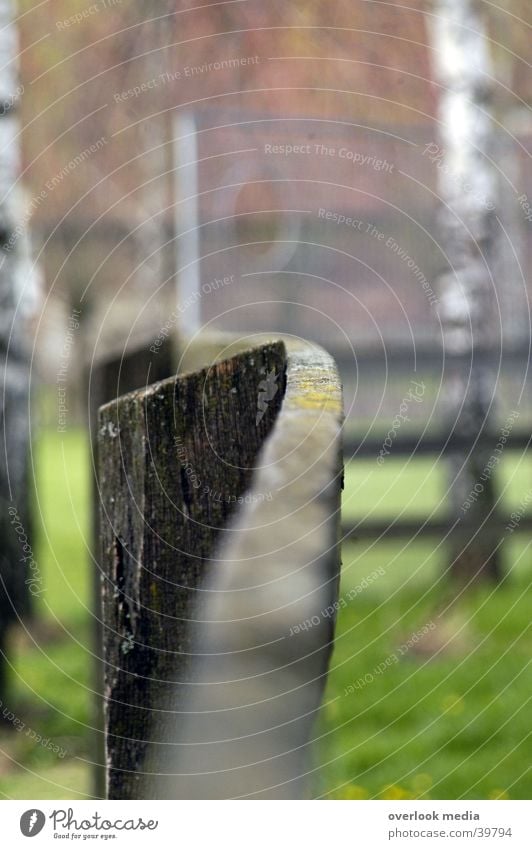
[336,345,531,581]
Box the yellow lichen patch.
[289,378,342,413]
[291,394,341,413]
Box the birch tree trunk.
[0,0,33,697]
[427,0,501,581]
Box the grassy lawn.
[319,537,532,799]
[0,430,531,798]
[0,430,92,799]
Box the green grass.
[322,454,532,799]
[343,454,532,520]
[0,429,93,799]
[318,538,532,799]
[1,431,531,799]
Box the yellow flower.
[441,693,464,715]
[380,784,414,800]
[340,785,368,800]
[489,789,510,800]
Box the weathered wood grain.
[98,341,286,799]
[89,337,174,797]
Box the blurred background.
[1,0,532,799]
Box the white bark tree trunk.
[0,0,33,695]
[428,0,501,580]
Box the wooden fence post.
[89,337,174,797]
[98,338,343,799]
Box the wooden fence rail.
[337,347,531,565]
[332,344,532,374]
[341,427,531,551]
[343,431,532,459]
[343,515,532,541]
[97,338,343,799]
